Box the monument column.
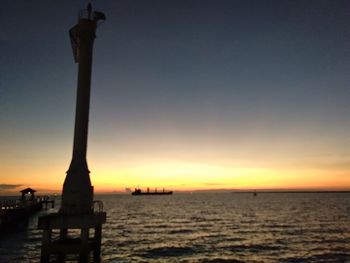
[60,7,97,214]
[38,4,107,262]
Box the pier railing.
[92,200,104,212]
[0,199,21,213]
[0,196,55,215]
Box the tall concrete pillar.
[60,5,105,214]
[38,6,106,262]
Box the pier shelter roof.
[20,188,36,194]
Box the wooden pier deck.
[0,196,55,232]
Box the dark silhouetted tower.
[38,4,106,262]
[60,2,97,215]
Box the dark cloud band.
[0,184,22,190]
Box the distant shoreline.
[104,190,350,195]
[1,190,350,197]
[231,191,350,194]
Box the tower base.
[38,212,106,262]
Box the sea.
[1,192,350,262]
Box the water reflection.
[1,193,350,262]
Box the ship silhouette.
[132,187,173,196]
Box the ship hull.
[132,191,173,196]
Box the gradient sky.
[1,0,350,194]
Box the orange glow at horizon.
[3,161,348,195]
[93,162,350,191]
[1,153,350,195]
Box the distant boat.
[131,188,173,196]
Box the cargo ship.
[131,187,173,195]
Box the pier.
[0,188,55,232]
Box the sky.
[1,0,350,194]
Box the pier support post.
[93,226,102,261]
[58,228,68,261]
[60,228,68,239]
[80,228,89,262]
[41,229,51,262]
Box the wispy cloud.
[0,184,22,190]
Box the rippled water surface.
[1,193,350,262]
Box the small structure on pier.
[38,3,107,262]
[20,187,36,202]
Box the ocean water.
[1,193,350,262]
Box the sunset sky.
[1,0,350,194]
